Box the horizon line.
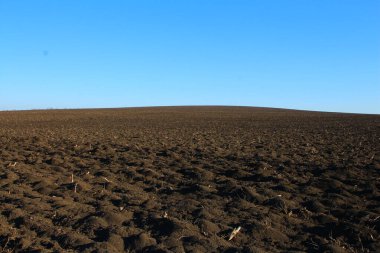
[0,105,379,116]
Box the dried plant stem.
[228,226,241,241]
[103,177,112,183]
[7,162,17,168]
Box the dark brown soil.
[0,106,379,252]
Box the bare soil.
[0,106,379,252]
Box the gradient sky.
[1,0,379,113]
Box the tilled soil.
[0,106,379,253]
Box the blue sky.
[1,0,379,113]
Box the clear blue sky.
[1,0,379,113]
